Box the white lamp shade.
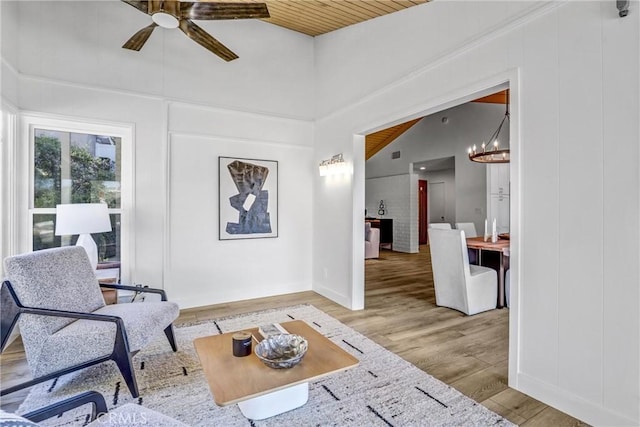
[55,203,112,236]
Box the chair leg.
[164,324,178,352]
[112,328,139,398]
[113,351,140,398]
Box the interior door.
[428,182,446,224]
[419,180,428,244]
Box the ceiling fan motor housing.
[150,1,180,28]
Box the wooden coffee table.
[194,320,359,420]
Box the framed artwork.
[219,156,278,240]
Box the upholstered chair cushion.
[33,301,179,377]
[3,247,106,372]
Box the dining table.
[466,235,510,308]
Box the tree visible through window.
[32,129,122,263]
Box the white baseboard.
[516,372,638,426]
[312,282,352,309]
[172,282,312,310]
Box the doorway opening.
[360,81,516,406]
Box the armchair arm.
[20,306,124,324]
[2,280,129,348]
[23,390,108,423]
[1,281,134,398]
[2,281,123,352]
[99,283,168,301]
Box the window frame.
[20,114,135,283]
[0,103,18,278]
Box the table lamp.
[55,203,112,270]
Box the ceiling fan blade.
[180,2,270,20]
[122,23,158,51]
[179,19,239,62]
[121,0,149,14]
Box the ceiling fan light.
[152,12,179,29]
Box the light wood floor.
[0,245,588,426]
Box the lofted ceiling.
[200,0,429,37]
[365,90,508,160]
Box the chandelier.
[468,90,510,164]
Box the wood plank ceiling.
[201,0,429,37]
[365,90,508,160]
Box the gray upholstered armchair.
[0,246,180,399]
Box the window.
[24,116,133,278]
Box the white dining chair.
[455,222,478,238]
[428,223,451,229]
[456,222,479,264]
[428,228,497,315]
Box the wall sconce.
[617,0,629,17]
[319,153,348,176]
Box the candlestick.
[491,218,497,243]
[484,219,489,242]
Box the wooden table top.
[466,236,510,253]
[193,320,359,406]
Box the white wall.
[165,104,313,308]
[1,0,315,309]
[0,1,18,107]
[313,1,639,426]
[365,174,416,253]
[14,1,314,120]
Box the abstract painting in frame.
[219,156,278,240]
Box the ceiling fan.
[121,1,270,61]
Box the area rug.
[18,304,513,426]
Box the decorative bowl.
[255,334,308,369]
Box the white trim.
[15,70,314,122]
[167,130,315,151]
[168,100,315,126]
[517,372,636,426]
[351,134,366,310]
[506,69,522,391]
[0,100,18,276]
[161,101,170,289]
[124,124,136,286]
[0,57,19,78]
[313,282,351,309]
[19,113,135,282]
[351,68,522,392]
